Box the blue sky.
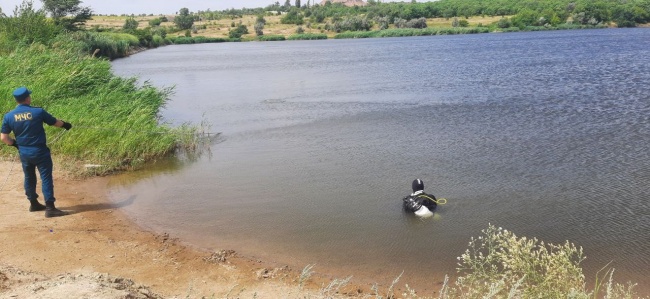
[1,0,431,15]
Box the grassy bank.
[0,37,199,174]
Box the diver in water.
[402,179,438,217]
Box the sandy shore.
[0,160,367,298]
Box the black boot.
[29,200,46,212]
[45,202,68,218]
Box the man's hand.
[62,121,72,130]
[10,140,18,150]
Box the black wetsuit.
[402,191,437,213]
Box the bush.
[254,21,264,36]
[406,17,427,29]
[123,18,138,30]
[497,17,512,28]
[375,16,389,30]
[333,16,371,32]
[438,224,643,298]
[295,26,304,34]
[228,24,248,39]
[0,2,61,53]
[281,9,304,25]
[148,18,162,27]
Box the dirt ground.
[0,160,367,299]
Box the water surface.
[111,29,650,292]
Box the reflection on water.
[111,29,650,292]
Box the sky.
[1,0,432,15]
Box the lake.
[111,28,650,293]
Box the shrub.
[254,21,264,36]
[375,16,389,30]
[281,8,304,25]
[148,18,162,27]
[0,1,61,53]
[394,17,407,28]
[228,24,248,38]
[439,224,643,298]
[123,18,138,30]
[406,17,427,29]
[497,17,512,28]
[295,26,304,34]
[333,16,371,32]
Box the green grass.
[286,33,328,40]
[257,35,286,41]
[0,38,200,174]
[167,36,228,44]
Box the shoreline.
[0,160,374,298]
[2,159,648,297]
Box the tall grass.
[257,35,286,41]
[0,41,199,174]
[287,33,328,40]
[167,36,228,44]
[58,31,140,59]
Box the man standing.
[1,87,72,218]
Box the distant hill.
[320,0,367,6]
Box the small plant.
[295,26,304,34]
[445,224,644,298]
[320,276,351,297]
[298,264,315,290]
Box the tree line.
[198,0,650,28]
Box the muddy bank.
[0,160,370,298]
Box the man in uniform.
[1,87,72,218]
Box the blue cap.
[12,87,31,102]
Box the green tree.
[281,8,304,24]
[254,21,264,36]
[0,1,60,47]
[123,17,138,30]
[228,24,248,38]
[296,0,301,8]
[254,15,266,36]
[174,7,194,30]
[40,0,91,30]
[256,14,266,24]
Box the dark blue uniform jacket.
[2,104,57,156]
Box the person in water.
[402,179,438,216]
